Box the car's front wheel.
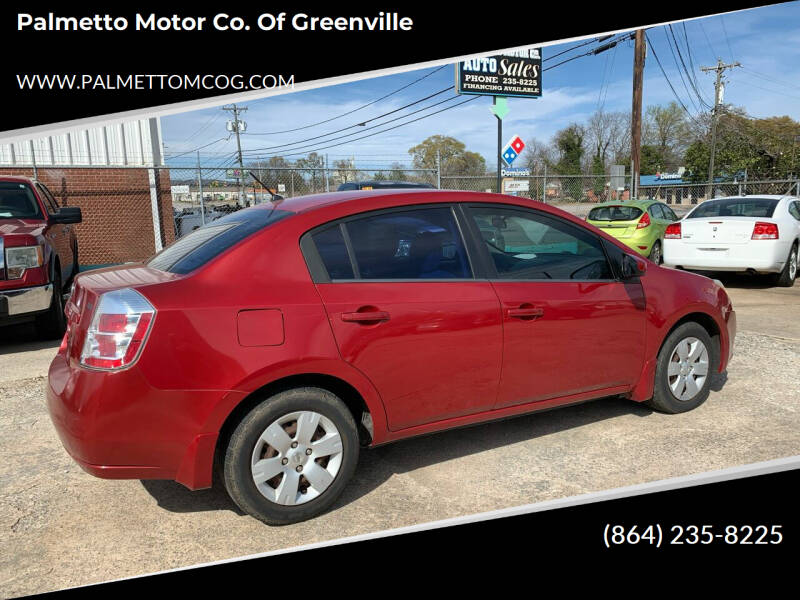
[35,268,66,340]
[223,387,359,525]
[647,322,716,414]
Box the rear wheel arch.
[214,373,375,480]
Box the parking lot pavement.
[1,273,798,597]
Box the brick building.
[0,117,174,268]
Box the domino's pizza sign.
[502,135,525,166]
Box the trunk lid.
[680,217,764,245]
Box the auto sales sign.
[456,48,541,98]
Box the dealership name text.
[17,12,414,32]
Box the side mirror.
[621,253,646,279]
[51,207,82,224]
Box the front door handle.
[506,306,544,320]
[341,310,390,324]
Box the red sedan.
[46,190,736,524]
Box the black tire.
[646,322,716,414]
[772,242,797,288]
[35,268,66,340]
[648,240,663,265]
[223,387,359,525]
[68,243,79,286]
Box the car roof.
[590,199,657,209]
[0,175,37,185]
[256,188,523,215]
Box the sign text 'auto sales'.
[456,48,541,98]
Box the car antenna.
[247,170,281,203]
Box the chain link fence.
[170,166,438,237]
[2,163,798,262]
[639,179,800,204]
[441,174,630,204]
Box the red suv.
[1,176,81,338]
[46,190,736,524]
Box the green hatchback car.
[585,200,679,264]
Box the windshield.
[687,198,779,219]
[587,205,643,222]
[0,182,42,219]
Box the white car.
[663,195,799,287]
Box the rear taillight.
[665,223,682,239]
[751,222,779,240]
[80,288,155,370]
[636,212,651,229]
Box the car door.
[36,183,73,282]
[302,204,504,431]
[462,204,647,409]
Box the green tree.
[554,124,584,175]
[682,108,800,181]
[409,135,486,176]
[296,152,325,192]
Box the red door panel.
[491,280,646,408]
[315,282,503,430]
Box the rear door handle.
[506,306,544,319]
[341,310,390,323]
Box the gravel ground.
[1,325,799,596]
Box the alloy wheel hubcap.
[790,249,797,280]
[250,411,343,506]
[667,337,709,401]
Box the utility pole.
[222,104,248,206]
[630,29,646,201]
[436,149,441,189]
[701,59,741,199]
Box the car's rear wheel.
[223,387,359,525]
[648,240,663,265]
[646,322,716,414]
[773,242,797,288]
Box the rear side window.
[0,182,42,219]
[588,205,643,222]
[307,207,472,280]
[688,198,779,219]
[311,225,354,280]
[147,207,292,274]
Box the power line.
[645,32,706,129]
[242,65,447,136]
[720,15,736,63]
[698,20,718,60]
[241,94,462,156]
[244,96,482,160]
[664,26,703,113]
[242,86,453,148]
[164,136,231,159]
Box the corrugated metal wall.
[0,118,163,166]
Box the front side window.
[309,207,472,280]
[468,206,613,280]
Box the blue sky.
[162,3,800,169]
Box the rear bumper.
[46,351,227,490]
[663,240,789,273]
[0,283,52,319]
